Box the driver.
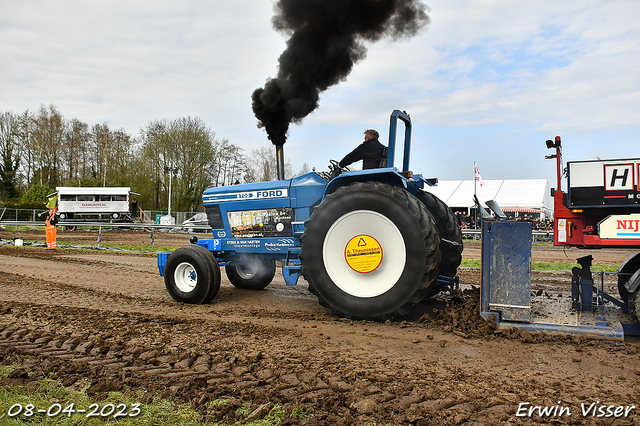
[338,129,386,170]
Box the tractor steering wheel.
[328,159,346,180]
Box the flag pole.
[474,161,477,229]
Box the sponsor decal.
[344,235,383,273]
[80,203,108,207]
[599,214,640,239]
[224,239,261,248]
[265,238,295,251]
[228,208,293,238]
[204,189,288,203]
[604,163,635,192]
[568,160,640,207]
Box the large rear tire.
[226,256,276,290]
[416,190,463,278]
[165,245,221,304]
[300,182,440,321]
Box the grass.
[93,243,179,253]
[460,258,619,272]
[0,363,310,426]
[2,239,178,253]
[0,366,201,425]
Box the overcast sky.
[2,0,639,186]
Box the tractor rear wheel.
[164,244,220,304]
[226,256,276,290]
[415,190,463,278]
[300,182,440,321]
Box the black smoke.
[252,0,430,146]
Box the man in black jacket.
[339,129,386,169]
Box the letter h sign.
[604,163,635,191]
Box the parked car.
[182,212,210,233]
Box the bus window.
[112,195,127,201]
[77,195,94,201]
[60,194,76,201]
[98,195,111,201]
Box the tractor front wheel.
[226,256,276,290]
[164,244,221,304]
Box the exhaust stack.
[276,144,285,180]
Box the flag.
[45,195,57,210]
[474,164,484,187]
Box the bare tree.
[2,104,254,212]
[211,138,245,187]
[14,110,35,186]
[32,104,65,187]
[62,119,89,182]
[244,145,293,183]
[89,123,113,187]
[0,111,21,199]
[139,117,227,211]
[297,162,311,176]
[109,128,134,186]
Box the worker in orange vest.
[39,194,59,250]
[44,209,58,249]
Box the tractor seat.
[379,146,388,168]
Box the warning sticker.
[344,235,383,273]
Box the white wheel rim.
[322,210,406,298]
[174,262,197,293]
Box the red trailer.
[546,137,640,325]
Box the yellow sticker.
[344,234,383,273]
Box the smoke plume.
[252,0,430,146]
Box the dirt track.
[0,229,639,425]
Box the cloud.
[1,0,638,180]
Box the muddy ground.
[0,228,639,425]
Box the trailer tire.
[301,181,440,321]
[617,253,640,303]
[164,244,220,304]
[226,257,276,290]
[629,289,640,329]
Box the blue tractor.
[158,110,463,321]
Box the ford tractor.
[157,110,463,321]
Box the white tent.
[425,179,553,217]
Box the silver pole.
[168,170,172,217]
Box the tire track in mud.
[3,299,639,425]
[0,302,512,425]
[1,244,640,424]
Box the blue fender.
[325,168,407,196]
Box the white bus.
[55,187,136,221]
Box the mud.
[0,229,639,425]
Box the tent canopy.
[425,179,552,212]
